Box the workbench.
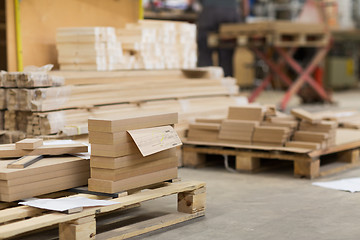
[209,21,333,110]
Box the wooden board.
[0,156,89,180]
[291,108,321,124]
[90,142,139,158]
[88,168,178,194]
[89,131,132,145]
[15,139,43,150]
[0,164,89,187]
[184,128,360,156]
[90,157,178,181]
[7,155,43,169]
[88,113,178,133]
[0,143,88,158]
[228,106,263,121]
[6,0,139,71]
[90,148,176,169]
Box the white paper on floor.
[19,196,117,212]
[312,178,360,193]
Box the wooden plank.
[319,162,360,177]
[90,148,176,169]
[0,156,89,180]
[15,139,43,150]
[88,168,178,194]
[0,194,110,224]
[228,106,263,121]
[0,172,89,202]
[0,143,88,158]
[285,141,320,150]
[7,155,43,169]
[291,108,321,124]
[182,145,310,162]
[90,157,178,181]
[89,131,131,145]
[90,142,139,158]
[189,123,221,131]
[88,113,178,133]
[96,211,205,240]
[0,164,89,187]
[0,181,205,239]
[183,140,311,154]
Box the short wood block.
[59,216,96,240]
[235,155,260,171]
[15,139,43,150]
[338,149,360,164]
[178,187,206,214]
[182,151,206,168]
[294,159,320,179]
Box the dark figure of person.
[196,0,241,77]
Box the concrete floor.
[131,90,360,240]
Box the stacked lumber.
[187,121,221,142]
[253,126,291,147]
[117,20,197,69]
[56,27,123,71]
[218,106,264,144]
[288,109,337,149]
[187,105,340,150]
[0,71,66,138]
[218,120,259,145]
[0,139,89,202]
[0,67,241,142]
[312,110,360,129]
[56,20,197,71]
[0,156,89,202]
[88,113,179,193]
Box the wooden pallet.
[182,143,360,179]
[0,180,205,240]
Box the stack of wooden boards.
[88,113,179,193]
[56,27,123,71]
[187,106,338,150]
[0,71,66,143]
[56,20,197,71]
[0,139,88,202]
[117,20,197,69]
[0,68,241,143]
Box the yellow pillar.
[14,0,23,71]
[139,0,144,20]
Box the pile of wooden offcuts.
[0,138,88,202]
[88,113,179,193]
[188,106,337,150]
[57,20,197,71]
[0,67,241,144]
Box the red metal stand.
[248,43,332,110]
